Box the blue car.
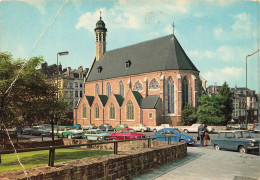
[153,128,196,145]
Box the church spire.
[95,11,107,61]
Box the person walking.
[198,122,205,147]
[204,125,210,146]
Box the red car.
[109,128,145,140]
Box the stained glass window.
[126,100,134,120]
[95,104,99,119]
[109,103,115,120]
[82,103,86,118]
[149,78,160,89]
[119,81,124,97]
[168,77,174,113]
[106,82,111,97]
[133,80,143,91]
[182,77,189,109]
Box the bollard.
[148,138,151,148]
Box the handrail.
[0,135,181,167]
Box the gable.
[86,34,198,82]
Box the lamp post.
[245,49,259,129]
[51,51,69,145]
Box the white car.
[253,123,260,133]
[130,124,150,132]
[150,124,172,132]
[183,124,215,134]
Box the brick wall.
[0,142,187,180]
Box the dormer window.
[97,66,102,73]
[125,60,131,68]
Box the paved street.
[132,145,260,180]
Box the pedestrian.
[198,122,205,147]
[204,125,210,146]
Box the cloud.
[203,67,244,86]
[188,45,248,63]
[213,12,257,40]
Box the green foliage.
[218,82,233,124]
[181,104,197,125]
[0,148,113,174]
[0,52,68,127]
[197,95,226,125]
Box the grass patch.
[0,148,113,174]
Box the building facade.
[40,63,88,118]
[74,16,201,127]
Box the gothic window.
[149,78,160,90]
[109,103,115,120]
[95,104,99,119]
[95,84,100,95]
[167,77,175,113]
[119,81,124,97]
[106,82,111,97]
[126,100,134,120]
[182,77,189,109]
[133,80,143,91]
[82,103,86,118]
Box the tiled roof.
[98,95,108,106]
[132,91,143,106]
[114,94,124,107]
[141,95,160,109]
[86,34,198,82]
[86,96,94,106]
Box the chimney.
[67,67,71,77]
[78,66,83,72]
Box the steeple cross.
[172,21,175,34]
[99,11,102,19]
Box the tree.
[218,82,233,125]
[197,95,226,125]
[181,104,197,125]
[0,52,68,128]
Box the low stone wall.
[0,142,187,180]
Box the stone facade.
[0,142,187,180]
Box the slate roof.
[141,95,161,109]
[86,34,198,82]
[98,95,108,106]
[132,91,143,106]
[114,94,124,107]
[86,96,94,106]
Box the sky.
[0,0,259,93]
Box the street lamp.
[245,49,259,129]
[51,51,69,145]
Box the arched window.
[126,100,134,120]
[182,77,189,109]
[149,78,160,90]
[119,81,124,97]
[95,84,100,95]
[106,82,111,97]
[133,80,143,91]
[109,103,115,120]
[167,77,174,113]
[82,103,86,118]
[95,104,99,119]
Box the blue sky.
[0,0,259,92]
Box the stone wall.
[0,142,187,180]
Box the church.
[74,15,201,127]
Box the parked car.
[114,124,129,131]
[150,124,171,132]
[226,124,246,130]
[99,123,114,131]
[211,130,259,153]
[20,127,32,135]
[82,124,98,130]
[29,126,51,136]
[253,123,260,133]
[52,128,83,139]
[83,129,109,140]
[153,128,195,145]
[130,124,150,132]
[183,124,215,133]
[109,128,145,140]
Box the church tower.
[95,12,107,61]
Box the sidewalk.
[132,146,260,180]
